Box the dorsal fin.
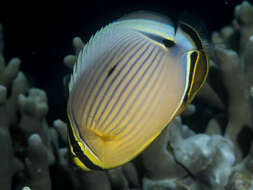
[68,25,116,93]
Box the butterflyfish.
[67,11,209,171]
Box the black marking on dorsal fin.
[106,64,118,78]
[139,31,176,48]
[162,39,176,48]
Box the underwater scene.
[1,0,253,189]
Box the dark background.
[0,0,248,123]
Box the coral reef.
[1,1,253,190]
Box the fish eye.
[162,39,176,48]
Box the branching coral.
[25,134,51,190]
[212,47,252,158]
[0,23,57,190]
[0,85,21,190]
[210,1,253,162]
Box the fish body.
[67,12,209,171]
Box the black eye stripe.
[139,31,175,48]
[162,39,175,47]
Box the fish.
[67,11,209,171]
